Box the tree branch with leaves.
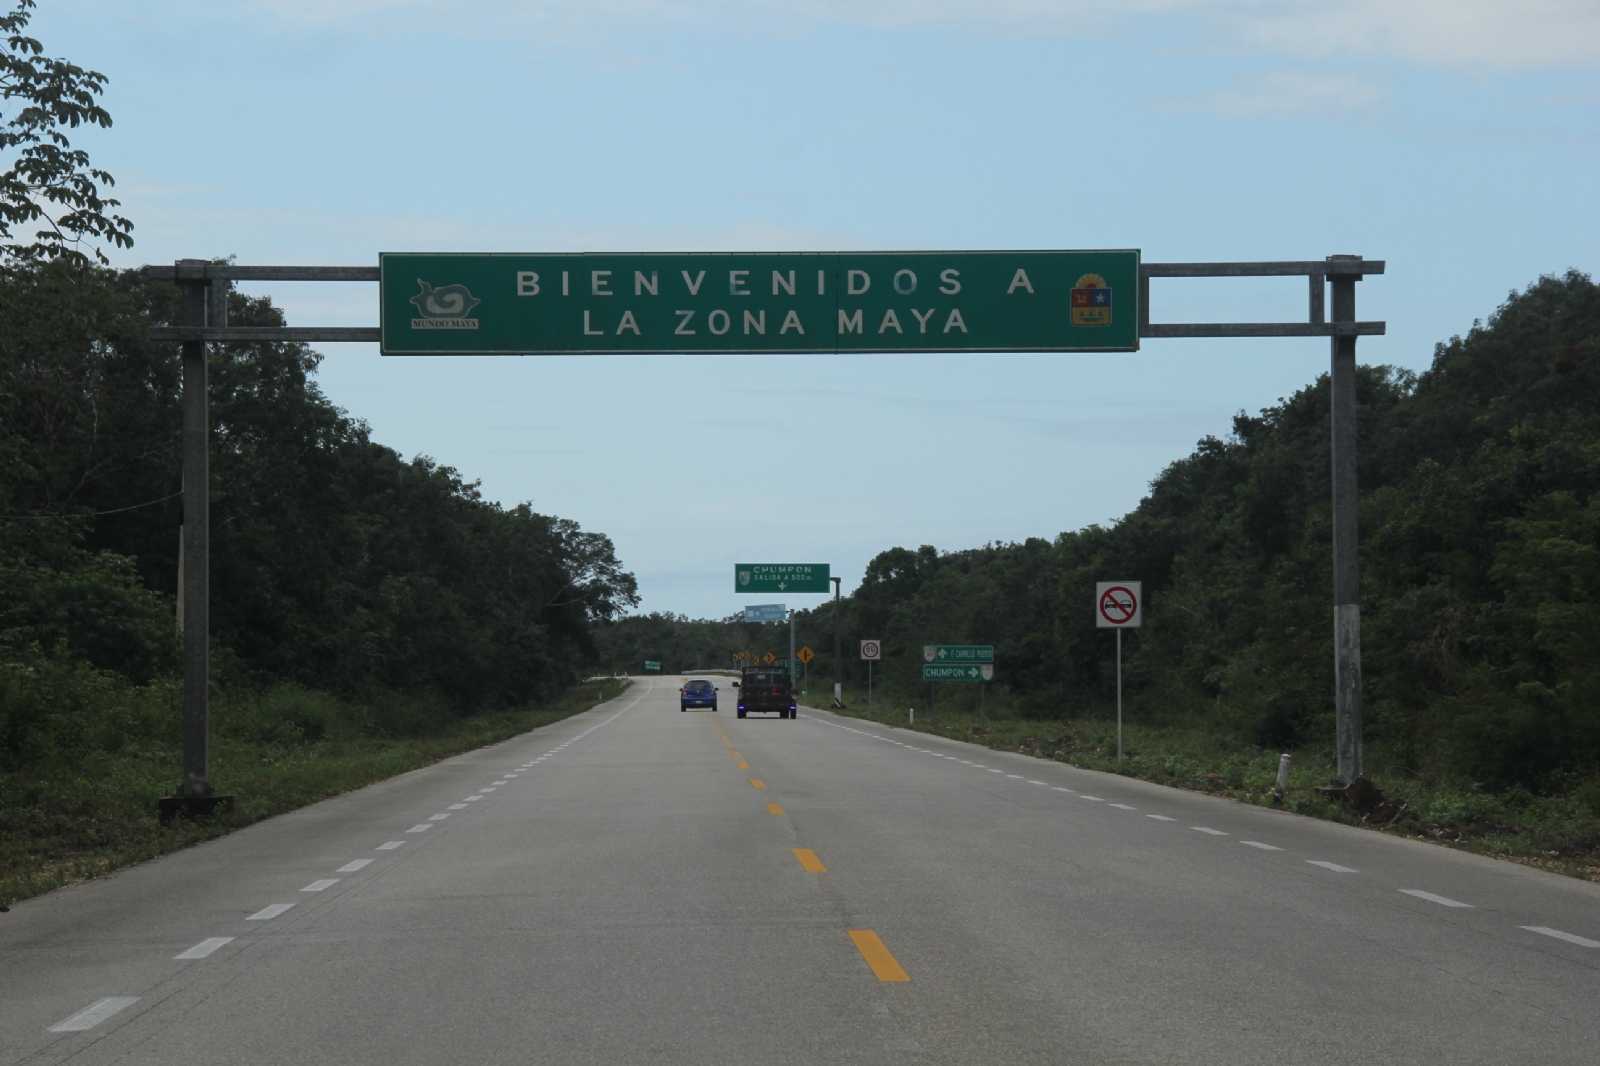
[1,0,132,266]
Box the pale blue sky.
[36,1,1600,617]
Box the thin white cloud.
[1149,70,1386,117]
[236,0,1600,70]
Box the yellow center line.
[738,762,749,769]
[750,779,766,789]
[766,803,785,815]
[792,848,827,872]
[729,751,741,756]
[848,931,910,982]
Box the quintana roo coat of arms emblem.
[1070,274,1112,327]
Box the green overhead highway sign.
[923,664,994,682]
[923,645,995,663]
[735,563,831,594]
[380,251,1140,355]
[644,661,660,671]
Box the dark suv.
[735,667,796,719]
[680,679,718,712]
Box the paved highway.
[4,677,1598,1064]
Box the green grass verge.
[816,689,1600,882]
[0,679,628,908]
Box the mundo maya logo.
[410,280,482,330]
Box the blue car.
[680,678,718,712]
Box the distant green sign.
[380,251,1140,355]
[644,661,660,671]
[923,664,994,682]
[924,644,994,663]
[735,563,831,594]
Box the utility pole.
[160,261,233,824]
[831,576,843,708]
[1329,255,1364,785]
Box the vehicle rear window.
[685,680,712,691]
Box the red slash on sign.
[1099,586,1138,626]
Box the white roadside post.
[860,640,882,719]
[1095,582,1143,762]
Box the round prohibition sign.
[1099,585,1138,626]
[861,640,882,660]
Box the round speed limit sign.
[859,639,883,661]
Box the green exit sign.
[380,251,1139,355]
[735,564,830,594]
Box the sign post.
[1096,582,1143,761]
[860,639,882,717]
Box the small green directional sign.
[923,664,994,682]
[644,661,661,671]
[923,645,994,663]
[735,563,830,594]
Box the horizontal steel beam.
[1140,322,1385,339]
[144,260,1383,283]
[143,265,379,282]
[150,326,381,342]
[1142,260,1382,278]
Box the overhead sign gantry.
[146,250,1384,818]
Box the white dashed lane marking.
[805,712,1598,954]
[338,859,372,872]
[428,813,450,821]
[406,824,432,833]
[247,904,294,921]
[48,997,139,1032]
[173,937,234,960]
[301,879,339,892]
[1522,926,1600,947]
[448,804,467,810]
[1400,889,1471,907]
[376,841,404,850]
